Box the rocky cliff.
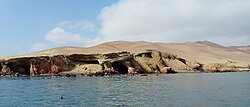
[1,41,249,76]
[1,50,249,76]
[0,51,169,76]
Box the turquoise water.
[0,72,250,107]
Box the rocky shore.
[1,49,249,77]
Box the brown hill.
[3,41,250,65]
[1,41,250,76]
[230,46,250,53]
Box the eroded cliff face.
[134,51,175,73]
[0,50,249,76]
[29,55,75,76]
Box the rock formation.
[0,50,187,76]
[0,41,250,76]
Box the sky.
[0,0,250,56]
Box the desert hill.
[230,46,250,53]
[0,41,249,76]
[18,41,250,65]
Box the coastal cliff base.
[1,50,249,76]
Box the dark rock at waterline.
[65,74,71,77]
[141,74,148,76]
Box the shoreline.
[1,70,249,78]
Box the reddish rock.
[30,56,74,76]
[50,56,74,74]
[30,58,51,75]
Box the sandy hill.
[2,41,250,66]
[92,41,250,65]
[230,46,250,53]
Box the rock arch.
[112,61,128,74]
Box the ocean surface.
[0,72,250,107]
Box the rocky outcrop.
[203,63,236,72]
[0,50,249,76]
[1,58,32,76]
[134,51,176,73]
[29,55,74,76]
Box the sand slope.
[2,41,250,66]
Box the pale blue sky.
[0,0,117,56]
[1,0,250,56]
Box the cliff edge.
[0,41,249,76]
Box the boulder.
[163,59,191,71]
[185,60,203,71]
[160,67,176,73]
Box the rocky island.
[0,41,250,76]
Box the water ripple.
[0,72,250,107]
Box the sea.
[0,72,250,107]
